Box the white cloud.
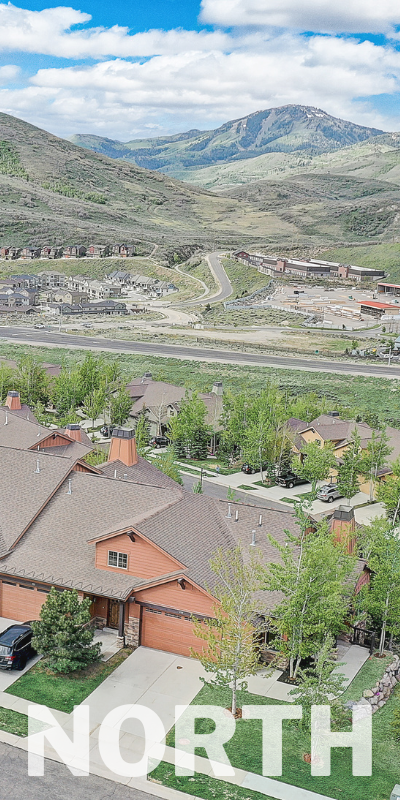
[200,0,400,34]
[0,34,398,139]
[0,4,230,58]
[0,65,20,85]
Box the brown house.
[87,245,110,258]
[63,245,86,258]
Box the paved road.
[1,325,400,379]
[0,742,165,800]
[183,252,233,306]
[181,472,288,509]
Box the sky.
[0,0,400,141]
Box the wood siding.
[95,532,182,579]
[134,579,215,616]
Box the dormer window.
[108,550,128,569]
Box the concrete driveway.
[0,616,40,690]
[82,646,207,737]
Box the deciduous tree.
[293,440,336,497]
[192,546,265,717]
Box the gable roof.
[0,447,77,556]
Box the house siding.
[95,532,182,579]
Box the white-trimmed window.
[108,550,128,569]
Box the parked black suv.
[277,473,309,489]
[150,435,170,448]
[0,624,35,671]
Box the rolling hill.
[71,105,384,178]
[1,111,400,253]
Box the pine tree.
[135,407,151,454]
[31,588,101,673]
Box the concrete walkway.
[0,643,370,800]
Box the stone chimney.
[65,423,82,442]
[108,427,138,467]
[330,505,356,555]
[5,391,21,411]
[211,381,223,396]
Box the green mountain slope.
[0,112,288,249]
[71,105,383,176]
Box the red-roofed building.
[357,300,399,317]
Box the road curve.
[1,326,400,379]
[183,252,233,306]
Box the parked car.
[100,425,114,437]
[34,323,45,329]
[0,624,35,671]
[277,472,309,489]
[241,462,269,475]
[317,484,343,503]
[150,435,170,448]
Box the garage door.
[141,607,204,657]
[0,582,48,622]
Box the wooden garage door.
[0,582,48,622]
[141,607,203,657]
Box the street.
[0,742,165,800]
[183,252,233,305]
[1,325,400,378]
[181,472,288,509]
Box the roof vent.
[35,459,40,474]
[211,381,223,396]
[251,530,256,546]
[327,411,340,418]
[141,372,152,382]
[66,478,72,495]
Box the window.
[108,551,128,570]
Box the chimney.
[65,423,82,442]
[330,505,356,555]
[108,427,138,467]
[5,391,21,411]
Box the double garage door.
[141,606,203,657]
[0,581,48,621]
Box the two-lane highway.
[1,325,400,379]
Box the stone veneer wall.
[125,617,139,647]
[360,655,400,713]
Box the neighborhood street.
[1,325,400,378]
[0,742,167,800]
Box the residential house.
[127,373,224,438]
[63,245,86,258]
[153,281,177,296]
[10,274,39,289]
[40,246,62,259]
[52,290,88,304]
[85,280,122,299]
[87,245,110,258]
[20,247,41,260]
[0,247,20,260]
[289,413,400,495]
[111,244,135,258]
[107,270,132,286]
[131,275,158,293]
[37,271,67,289]
[49,300,127,315]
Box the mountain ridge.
[71,104,385,176]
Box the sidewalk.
[0,644,368,800]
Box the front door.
[108,599,120,629]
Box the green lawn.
[0,707,31,737]
[340,653,393,704]
[5,649,131,713]
[149,762,276,800]
[154,654,400,800]
[237,484,259,491]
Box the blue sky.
[0,0,400,140]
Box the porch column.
[116,601,125,647]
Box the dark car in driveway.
[277,472,309,489]
[0,624,35,670]
[150,435,170,448]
